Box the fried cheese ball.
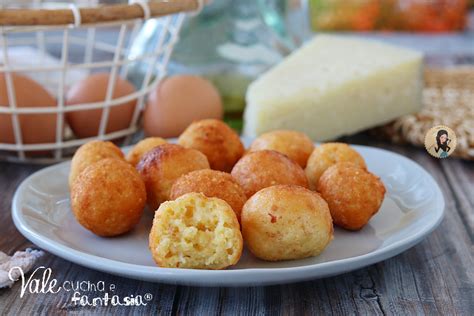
[149,192,243,269]
[305,142,367,189]
[317,163,386,231]
[126,137,167,166]
[248,130,314,168]
[231,150,309,198]
[241,185,333,261]
[69,140,124,187]
[137,143,210,210]
[178,119,244,172]
[70,158,146,237]
[170,169,247,221]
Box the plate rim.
[11,144,445,286]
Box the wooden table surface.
[0,137,473,315]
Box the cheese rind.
[243,35,423,141]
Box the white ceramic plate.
[12,140,444,286]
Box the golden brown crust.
[231,150,309,198]
[317,163,386,230]
[178,119,244,172]
[149,192,243,269]
[241,185,333,261]
[70,158,146,237]
[305,142,367,190]
[126,137,167,166]
[249,130,314,168]
[137,143,210,210]
[170,169,247,221]
[69,140,124,187]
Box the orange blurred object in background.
[310,0,468,32]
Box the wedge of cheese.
[243,35,423,141]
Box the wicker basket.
[0,0,204,163]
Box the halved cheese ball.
[248,130,314,168]
[69,140,124,187]
[317,163,385,230]
[70,158,146,237]
[178,119,244,172]
[231,150,309,198]
[170,169,247,221]
[126,137,167,166]
[149,192,243,269]
[137,143,210,210]
[305,142,366,189]
[241,185,333,261]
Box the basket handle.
[0,0,207,26]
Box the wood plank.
[218,287,266,316]
[441,159,474,241]
[0,162,40,253]
[172,286,220,315]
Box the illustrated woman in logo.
[435,129,451,158]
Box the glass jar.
[128,0,307,130]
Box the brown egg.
[0,73,57,147]
[66,73,136,139]
[143,75,223,138]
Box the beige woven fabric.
[373,66,474,160]
[0,248,44,288]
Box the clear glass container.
[128,0,307,130]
